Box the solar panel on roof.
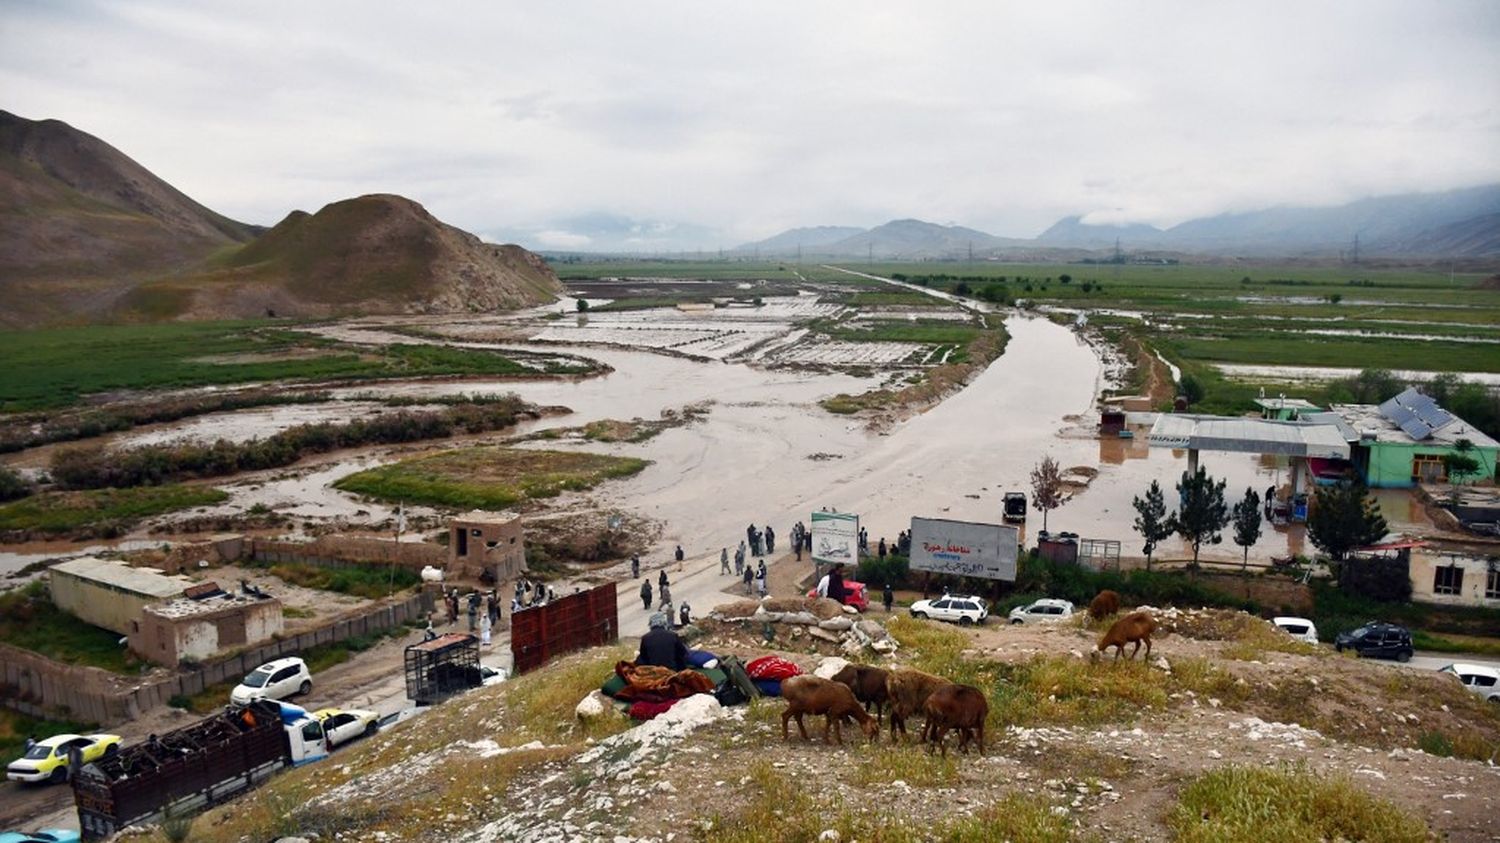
[1399,417,1433,440]
[1381,402,1417,429]
[1414,403,1453,430]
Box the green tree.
[1231,487,1263,573]
[1178,374,1205,406]
[953,281,972,296]
[1030,455,1065,533]
[1442,438,1482,505]
[576,298,590,313]
[1168,467,1230,573]
[0,465,32,502]
[1132,479,1174,571]
[1307,480,1388,561]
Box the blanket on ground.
[611,660,716,702]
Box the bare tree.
[1030,456,1065,533]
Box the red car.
[807,581,870,612]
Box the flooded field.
[1216,363,1500,387]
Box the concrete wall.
[1410,554,1500,608]
[132,599,285,666]
[1,591,434,727]
[48,570,175,636]
[450,517,526,582]
[1366,441,1499,488]
[251,537,445,572]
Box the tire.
[1011,619,1023,625]
[912,612,927,620]
[959,616,974,626]
[105,744,118,756]
[299,680,312,696]
[49,766,67,784]
[365,721,379,737]
[1396,650,1411,663]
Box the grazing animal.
[1092,611,1157,662]
[1087,589,1121,622]
[831,664,890,723]
[780,675,880,744]
[884,668,951,741]
[922,683,988,757]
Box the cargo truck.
[71,700,328,840]
[404,632,483,706]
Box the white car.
[231,657,312,706]
[909,595,988,626]
[1272,616,1320,645]
[480,665,509,687]
[313,708,380,748]
[1008,598,1075,625]
[1438,663,1500,704]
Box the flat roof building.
[48,557,191,636]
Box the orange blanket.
[613,660,715,701]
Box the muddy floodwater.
[1,307,1443,576]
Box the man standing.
[637,613,687,671]
[742,564,753,595]
[765,525,775,554]
[658,569,669,590]
[720,547,730,575]
[467,591,481,631]
[827,564,846,604]
[659,583,672,612]
[675,545,684,563]
[631,555,640,579]
[640,580,653,611]
[883,582,895,613]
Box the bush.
[0,465,32,501]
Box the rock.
[753,609,785,623]
[1153,657,1171,672]
[809,627,842,643]
[819,617,854,631]
[784,612,820,626]
[576,690,618,722]
[841,636,865,656]
[818,830,840,842]
[814,657,851,679]
[842,605,857,614]
[871,638,897,653]
[855,619,885,639]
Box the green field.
[0,582,139,672]
[0,484,228,534]
[334,447,649,510]
[0,321,570,413]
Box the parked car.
[480,665,509,687]
[1008,598,1075,625]
[806,580,870,612]
[1334,622,1414,662]
[230,656,312,705]
[1272,616,1319,645]
[0,830,81,843]
[909,594,988,625]
[313,708,380,748]
[1437,663,1500,703]
[1462,521,1500,537]
[6,734,121,784]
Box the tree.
[1306,480,1388,561]
[1231,487,1262,573]
[1168,467,1230,572]
[576,298,589,313]
[1442,438,1482,505]
[1132,479,1173,571]
[1178,374,1205,407]
[1030,456,1065,533]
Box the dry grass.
[1167,764,1429,843]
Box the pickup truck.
[71,700,327,840]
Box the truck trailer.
[405,632,483,705]
[71,699,328,840]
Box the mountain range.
[736,185,1500,260]
[0,110,560,326]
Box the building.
[449,512,527,584]
[1254,396,1322,422]
[1329,388,1499,488]
[127,583,283,666]
[47,557,190,635]
[1409,553,1500,609]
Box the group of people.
[437,587,506,646]
[638,570,693,627]
[512,577,556,612]
[745,522,774,556]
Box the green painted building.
[1331,389,1499,489]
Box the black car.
[1334,622,1414,662]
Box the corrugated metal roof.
[47,556,189,598]
[1147,415,1350,459]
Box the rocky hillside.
[122,194,563,320]
[175,603,1500,843]
[0,111,562,325]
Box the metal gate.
[510,581,618,674]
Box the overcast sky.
[4,1,1498,250]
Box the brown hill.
[121,194,563,319]
[0,109,259,325]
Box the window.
[1488,567,1499,600]
[1470,674,1497,688]
[1412,454,1445,484]
[1434,565,1463,596]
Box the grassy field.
[0,321,566,413]
[334,447,649,510]
[254,560,423,600]
[0,484,228,534]
[555,259,801,281]
[0,582,139,673]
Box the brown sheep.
[831,664,890,723]
[1087,589,1121,622]
[884,667,951,742]
[922,683,988,757]
[1092,611,1157,662]
[780,675,879,744]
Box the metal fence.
[1078,538,1122,571]
[510,582,618,674]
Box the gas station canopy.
[1147,415,1351,459]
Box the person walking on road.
[742,565,753,595]
[735,544,745,576]
[659,583,672,612]
[658,569,669,590]
[720,547,730,575]
[883,582,895,613]
[631,555,640,579]
[640,580,653,611]
[675,545,684,563]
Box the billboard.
[908,517,1018,581]
[811,511,858,565]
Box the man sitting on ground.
[637,613,688,671]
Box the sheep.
[831,664,890,723]
[884,667,951,742]
[1087,589,1121,622]
[922,682,988,757]
[780,675,879,744]
[1091,611,1157,662]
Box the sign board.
[909,517,1018,581]
[811,511,859,565]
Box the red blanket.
[746,655,802,681]
[628,698,683,720]
[612,660,716,702]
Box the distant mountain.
[737,225,865,253]
[1037,185,1500,257]
[0,111,560,325]
[122,195,563,320]
[740,219,1035,259]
